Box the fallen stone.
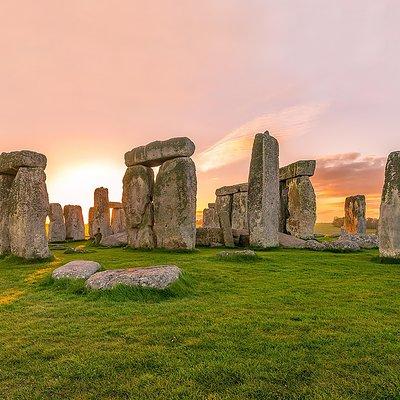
[8,167,51,259]
[248,131,280,248]
[279,160,316,181]
[340,233,378,249]
[48,203,66,243]
[325,239,361,252]
[278,232,307,249]
[153,157,197,249]
[125,137,195,167]
[0,150,47,175]
[379,151,400,259]
[86,265,181,290]
[196,227,223,247]
[100,232,128,247]
[217,250,257,259]
[52,260,101,280]
[64,205,85,241]
[215,183,248,197]
[122,165,155,249]
[305,240,326,251]
[344,195,366,235]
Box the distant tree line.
[332,217,379,229]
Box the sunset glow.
[1,1,398,222]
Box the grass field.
[0,244,399,399]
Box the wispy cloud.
[195,102,328,172]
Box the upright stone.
[248,131,280,248]
[203,206,219,228]
[0,174,14,255]
[344,195,366,235]
[286,176,316,239]
[215,195,232,225]
[92,187,112,238]
[64,205,85,241]
[153,157,197,249]
[111,208,126,234]
[122,165,155,248]
[8,167,51,259]
[231,191,248,231]
[88,207,95,238]
[219,210,234,248]
[48,203,66,242]
[379,151,400,259]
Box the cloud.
[313,152,386,220]
[195,102,328,172]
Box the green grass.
[1,243,400,399]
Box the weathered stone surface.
[279,181,290,233]
[340,232,378,249]
[215,194,232,226]
[88,207,95,238]
[91,187,112,238]
[48,203,66,242]
[64,205,85,241]
[108,201,123,209]
[208,203,215,209]
[122,165,155,249]
[219,210,234,248]
[248,131,280,248]
[215,183,248,197]
[305,240,326,251]
[100,232,128,247]
[286,176,316,239]
[0,150,47,175]
[278,232,307,249]
[0,174,13,255]
[125,137,195,167]
[203,207,219,228]
[231,191,248,231]
[344,195,366,235]
[52,260,101,280]
[196,227,224,247]
[111,208,126,234]
[154,157,197,249]
[86,265,181,290]
[279,160,316,181]
[8,167,51,259]
[325,238,360,252]
[379,151,400,258]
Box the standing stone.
[231,191,248,231]
[344,195,366,235]
[111,208,126,234]
[0,174,14,255]
[64,205,85,241]
[92,187,112,238]
[8,167,51,259]
[153,157,197,249]
[219,210,234,248]
[379,151,400,259]
[48,203,66,242]
[248,131,280,248]
[215,195,232,225]
[88,207,95,238]
[286,176,316,239]
[203,206,219,228]
[122,165,155,249]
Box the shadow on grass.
[371,256,400,265]
[39,272,194,303]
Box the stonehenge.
[344,195,366,235]
[379,151,400,259]
[64,205,85,241]
[248,131,280,248]
[0,151,51,259]
[202,203,219,229]
[48,203,66,242]
[123,137,197,250]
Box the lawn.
[0,244,399,400]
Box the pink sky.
[1,1,399,221]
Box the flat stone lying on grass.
[217,250,257,259]
[86,265,181,290]
[340,232,379,249]
[278,232,307,249]
[305,240,326,251]
[52,260,101,280]
[100,232,128,247]
[325,239,361,252]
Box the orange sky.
[1,1,399,222]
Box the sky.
[0,0,399,222]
